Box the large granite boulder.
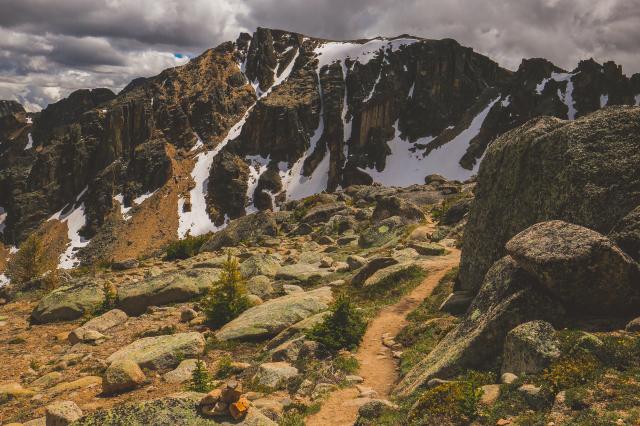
[102,359,147,394]
[117,269,220,315]
[106,332,205,371]
[240,254,281,278]
[459,107,640,294]
[609,205,640,262]
[501,320,561,376]
[31,280,105,323]
[396,256,564,398]
[216,287,333,341]
[201,211,279,251]
[506,220,640,315]
[69,309,128,344]
[72,392,276,425]
[371,196,426,224]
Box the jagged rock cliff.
[1,27,639,269]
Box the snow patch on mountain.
[0,207,6,234]
[314,37,417,71]
[600,94,609,108]
[635,94,640,106]
[49,190,91,269]
[0,274,9,287]
[245,155,270,214]
[536,72,577,119]
[25,133,34,150]
[362,96,500,184]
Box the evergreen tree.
[189,358,212,392]
[6,234,47,286]
[204,252,251,329]
[307,294,367,353]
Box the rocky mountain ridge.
[1,27,640,273]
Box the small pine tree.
[307,294,367,353]
[204,252,251,329]
[6,234,47,286]
[189,358,212,392]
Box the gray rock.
[240,254,282,278]
[409,242,447,256]
[351,257,398,286]
[103,359,146,394]
[201,211,279,251]
[439,291,474,315]
[106,332,205,371]
[372,196,425,224]
[625,317,640,332]
[396,256,564,398]
[282,284,304,294]
[45,400,83,426]
[180,308,198,323]
[117,268,220,315]
[302,202,347,224]
[501,372,518,384]
[246,275,274,299]
[459,108,640,294]
[216,287,333,341]
[346,255,367,270]
[264,312,330,350]
[363,263,422,287]
[163,359,199,384]
[609,205,640,262]
[274,263,330,284]
[501,320,561,376]
[68,309,128,344]
[72,391,277,425]
[253,362,298,390]
[506,220,640,314]
[358,216,404,248]
[31,280,105,323]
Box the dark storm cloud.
[0,0,639,111]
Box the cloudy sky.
[1,0,638,111]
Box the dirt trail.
[306,234,460,426]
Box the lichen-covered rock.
[351,257,398,286]
[72,391,276,425]
[253,362,298,390]
[45,400,83,425]
[274,263,330,284]
[102,359,146,394]
[396,256,564,398]
[106,332,205,371]
[358,216,404,248]
[460,107,640,294]
[201,211,279,252]
[216,287,333,341]
[371,196,425,224]
[501,321,561,375]
[31,280,105,323]
[117,269,220,315]
[363,263,422,287]
[68,309,128,344]
[240,254,281,278]
[163,359,199,385]
[506,220,640,315]
[609,205,640,262]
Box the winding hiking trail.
[306,228,460,426]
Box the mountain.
[1,27,639,270]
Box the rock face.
[216,287,333,341]
[106,332,205,371]
[501,320,561,376]
[397,256,564,397]
[117,268,220,315]
[505,220,640,315]
[459,107,640,294]
[31,280,105,323]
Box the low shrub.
[408,381,483,425]
[306,294,367,353]
[164,234,209,260]
[5,234,48,286]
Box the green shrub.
[408,381,483,425]
[189,358,213,393]
[543,352,601,392]
[215,354,234,379]
[165,234,209,260]
[333,353,359,374]
[306,294,367,353]
[204,252,251,329]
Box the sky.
[0,0,639,111]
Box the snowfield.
[48,189,91,269]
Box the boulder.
[71,391,277,425]
[31,372,64,390]
[31,280,105,323]
[106,332,205,371]
[103,359,146,394]
[163,359,199,384]
[501,320,561,375]
[459,108,640,294]
[202,211,279,251]
[409,242,447,256]
[363,263,422,287]
[396,256,564,398]
[346,255,367,270]
[45,400,83,426]
[351,257,398,286]
[0,382,35,399]
[440,198,472,225]
[371,196,425,224]
[302,202,347,224]
[356,399,397,423]
[506,220,640,315]
[253,362,298,390]
[609,205,640,262]
[358,216,404,248]
[68,309,128,344]
[264,311,330,350]
[240,254,281,278]
[117,269,220,315]
[246,275,274,299]
[439,291,474,315]
[216,287,333,341]
[625,317,640,332]
[274,263,330,284]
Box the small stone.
[346,375,364,384]
[426,378,452,388]
[346,255,366,270]
[329,279,347,287]
[518,384,542,396]
[501,373,518,384]
[480,384,501,406]
[162,359,199,384]
[45,400,83,426]
[496,419,512,426]
[180,308,198,322]
[319,257,334,268]
[283,284,304,294]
